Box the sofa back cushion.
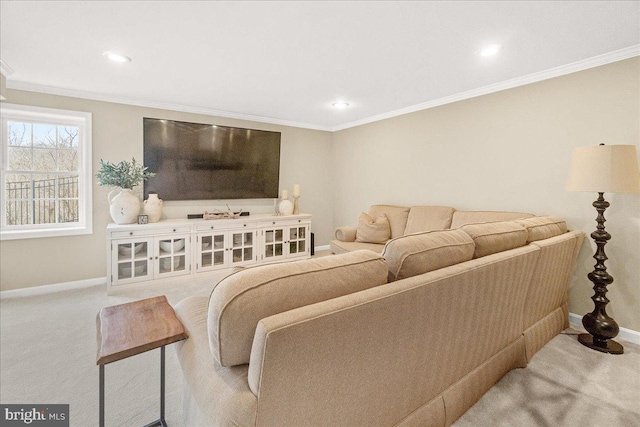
[404,206,455,235]
[382,229,475,282]
[368,205,410,239]
[208,250,388,366]
[355,212,391,243]
[460,221,528,258]
[514,216,567,242]
[450,210,534,229]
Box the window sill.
[0,225,92,241]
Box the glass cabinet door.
[112,238,152,285]
[288,225,308,257]
[230,230,256,266]
[263,227,286,261]
[197,232,227,272]
[156,235,189,277]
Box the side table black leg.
[143,345,167,427]
[99,364,105,427]
[161,345,166,426]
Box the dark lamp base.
[578,333,624,355]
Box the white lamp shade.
[566,145,640,194]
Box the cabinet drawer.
[258,219,310,228]
[111,226,191,238]
[195,222,256,232]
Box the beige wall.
[0,90,333,291]
[332,58,640,332]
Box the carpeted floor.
[1,276,639,427]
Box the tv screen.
[143,118,281,201]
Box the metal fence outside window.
[5,176,79,225]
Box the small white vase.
[143,193,163,223]
[108,188,141,224]
[278,198,294,215]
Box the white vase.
[143,193,163,223]
[108,188,141,224]
[278,198,294,215]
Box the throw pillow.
[356,212,391,244]
[368,205,410,238]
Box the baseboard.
[0,277,106,299]
[314,244,330,252]
[569,312,640,346]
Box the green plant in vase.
[96,158,155,224]
[96,157,155,189]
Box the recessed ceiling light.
[479,44,502,57]
[103,51,131,63]
[332,101,350,109]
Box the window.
[1,104,92,240]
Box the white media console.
[106,213,312,294]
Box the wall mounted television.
[143,118,281,201]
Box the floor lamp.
[566,144,640,354]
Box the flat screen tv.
[143,118,281,201]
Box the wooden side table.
[96,295,187,427]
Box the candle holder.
[293,195,300,215]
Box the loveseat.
[174,209,584,426]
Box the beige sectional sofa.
[331,204,536,254]
[174,208,584,427]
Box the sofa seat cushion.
[356,212,391,243]
[514,216,568,242]
[382,229,475,282]
[330,240,385,254]
[368,204,410,239]
[451,210,534,229]
[208,250,388,366]
[404,206,456,235]
[460,221,528,258]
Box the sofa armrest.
[335,226,357,242]
[173,297,211,392]
[174,296,209,350]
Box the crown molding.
[4,81,332,131]
[0,59,15,77]
[331,44,640,131]
[4,45,639,132]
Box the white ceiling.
[1,1,639,131]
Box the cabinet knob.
[272,221,276,225]
[211,226,214,230]
[243,224,247,227]
[129,232,133,236]
[173,228,176,232]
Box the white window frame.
[0,103,92,240]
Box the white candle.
[293,184,300,197]
[281,189,289,200]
